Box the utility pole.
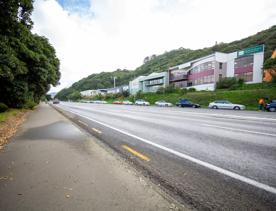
[113,76,117,88]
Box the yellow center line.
[122,145,150,162]
[91,128,102,134]
[78,120,88,127]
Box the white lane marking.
[59,105,276,195]
[203,124,276,137]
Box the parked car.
[176,99,200,108]
[53,99,60,104]
[122,100,133,105]
[155,100,172,107]
[265,100,276,112]
[135,99,150,106]
[92,100,107,104]
[208,100,245,110]
[113,101,123,104]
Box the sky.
[31,0,276,92]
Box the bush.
[0,103,8,113]
[24,100,37,109]
[188,87,196,92]
[216,77,240,89]
[156,87,165,94]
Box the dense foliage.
[0,102,8,113]
[0,0,60,108]
[264,57,276,69]
[57,25,276,100]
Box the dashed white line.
[203,123,276,137]
[59,105,276,195]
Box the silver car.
[209,100,245,110]
[135,99,150,106]
[155,100,172,107]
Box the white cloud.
[32,0,276,92]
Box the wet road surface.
[0,104,181,211]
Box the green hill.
[56,25,276,100]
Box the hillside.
[56,25,276,100]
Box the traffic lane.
[61,103,276,137]
[58,104,276,187]
[62,102,276,140]
[64,102,276,120]
[56,105,276,210]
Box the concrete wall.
[252,52,264,83]
[191,83,215,91]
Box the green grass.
[122,87,276,110]
[0,109,22,122]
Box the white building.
[80,89,107,97]
[169,45,264,91]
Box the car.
[265,100,276,112]
[53,99,60,104]
[208,100,245,110]
[113,101,123,104]
[176,99,200,108]
[155,100,172,107]
[92,100,107,104]
[122,100,133,105]
[135,99,150,106]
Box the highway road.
[55,102,276,210]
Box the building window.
[219,74,222,80]
[219,62,223,69]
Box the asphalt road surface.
[55,102,276,210]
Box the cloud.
[31,0,276,92]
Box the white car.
[122,100,133,105]
[209,100,245,110]
[155,100,172,107]
[135,99,150,106]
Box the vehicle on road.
[135,99,150,106]
[53,99,60,104]
[155,100,172,107]
[265,100,276,112]
[113,101,123,104]
[80,100,90,103]
[122,100,133,105]
[91,100,107,104]
[209,100,245,110]
[176,99,200,108]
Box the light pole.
[113,76,117,88]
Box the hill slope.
[56,25,276,100]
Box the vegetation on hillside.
[0,0,60,108]
[56,25,276,100]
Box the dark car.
[176,99,200,108]
[265,100,276,112]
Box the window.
[219,62,223,69]
[219,74,222,80]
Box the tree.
[67,91,81,101]
[0,0,60,108]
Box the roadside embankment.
[0,109,27,149]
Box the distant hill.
[56,25,276,100]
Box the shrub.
[0,103,8,113]
[188,87,196,92]
[216,77,239,89]
[164,84,177,93]
[156,87,165,94]
[24,100,37,109]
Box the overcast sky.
[31,0,276,92]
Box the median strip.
[122,145,150,162]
